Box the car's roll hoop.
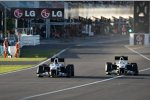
[51,57,65,62]
[115,56,128,60]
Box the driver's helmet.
[120,57,124,61]
[54,58,59,64]
[119,57,124,64]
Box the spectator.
[3,37,11,58]
[122,25,127,35]
[15,40,20,58]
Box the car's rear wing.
[115,56,128,60]
[51,58,65,62]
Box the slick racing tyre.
[131,63,139,75]
[37,64,50,77]
[66,64,74,77]
[105,62,112,75]
[37,65,44,77]
[37,65,44,73]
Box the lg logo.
[14,9,23,18]
[52,11,63,17]
[41,9,50,18]
[41,9,63,18]
[14,9,35,18]
[25,10,35,17]
[12,8,64,19]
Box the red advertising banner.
[11,8,64,19]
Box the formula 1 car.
[105,56,139,75]
[36,57,74,78]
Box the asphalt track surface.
[0,35,150,100]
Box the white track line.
[125,45,150,72]
[139,68,150,72]
[125,45,150,73]
[20,76,123,100]
[125,45,150,61]
[0,48,68,76]
[20,45,150,100]
[21,67,150,100]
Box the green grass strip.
[0,65,33,74]
[20,49,60,58]
[0,49,60,61]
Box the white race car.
[105,56,139,75]
[37,57,74,78]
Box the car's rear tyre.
[105,62,112,75]
[37,64,50,77]
[37,65,44,73]
[131,63,139,75]
[37,65,44,77]
[66,64,74,77]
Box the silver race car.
[37,57,74,78]
[105,56,139,75]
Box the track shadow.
[138,74,150,77]
[117,74,150,80]
[73,76,113,79]
[36,74,150,80]
[36,75,113,79]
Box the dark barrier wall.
[134,1,149,33]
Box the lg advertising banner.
[11,8,64,19]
